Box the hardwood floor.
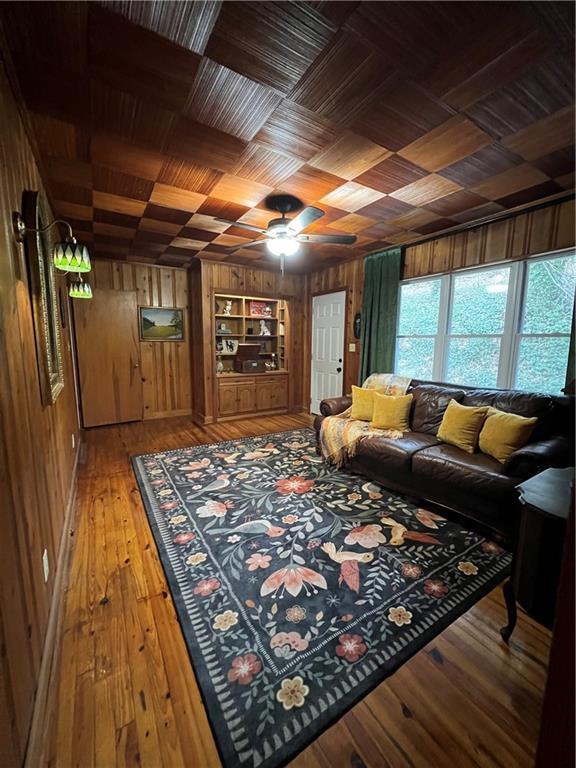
[42,415,551,768]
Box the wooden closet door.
[74,289,143,427]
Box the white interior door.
[310,290,346,414]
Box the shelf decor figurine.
[259,319,271,336]
[222,300,232,316]
[216,355,224,374]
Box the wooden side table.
[501,467,574,643]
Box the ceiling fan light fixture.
[266,236,299,257]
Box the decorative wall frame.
[216,338,239,354]
[21,190,64,406]
[139,307,185,341]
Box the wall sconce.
[12,212,92,274]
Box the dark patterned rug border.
[132,429,511,768]
[133,426,316,462]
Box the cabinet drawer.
[218,377,255,386]
[258,375,288,385]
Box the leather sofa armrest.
[320,395,352,417]
[313,414,325,434]
[504,436,571,480]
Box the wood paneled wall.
[303,260,364,401]
[89,260,191,420]
[0,61,80,765]
[404,198,575,278]
[191,259,306,423]
[81,200,576,428]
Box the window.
[395,251,575,393]
[515,255,576,392]
[396,278,442,379]
[446,266,511,388]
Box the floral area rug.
[132,428,511,768]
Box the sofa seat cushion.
[356,432,438,470]
[412,444,517,499]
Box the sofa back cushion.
[411,384,466,434]
[407,379,570,443]
[462,389,555,440]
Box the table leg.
[500,578,517,643]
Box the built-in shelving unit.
[213,293,289,421]
[214,294,286,369]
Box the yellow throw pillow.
[437,399,488,454]
[351,385,375,421]
[370,393,413,431]
[479,407,538,463]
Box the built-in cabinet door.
[238,385,256,413]
[257,377,288,410]
[271,379,288,409]
[219,384,239,415]
[218,375,288,419]
[256,381,274,411]
[74,289,143,427]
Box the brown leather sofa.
[314,379,573,545]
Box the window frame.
[445,262,516,389]
[395,248,575,391]
[510,252,575,390]
[395,274,444,381]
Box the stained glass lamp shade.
[53,241,91,273]
[69,279,93,299]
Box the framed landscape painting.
[139,307,184,341]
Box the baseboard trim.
[24,442,81,768]
[144,408,193,421]
[192,410,214,425]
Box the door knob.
[336,367,342,373]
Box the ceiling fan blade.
[297,233,357,244]
[286,206,324,234]
[227,239,268,255]
[215,218,267,234]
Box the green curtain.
[359,247,402,384]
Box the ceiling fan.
[216,193,356,272]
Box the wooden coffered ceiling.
[1,1,574,272]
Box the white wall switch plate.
[348,343,356,352]
[42,549,49,583]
